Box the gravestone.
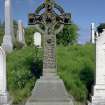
[91,29,105,105]
[34,32,41,48]
[0,47,10,105]
[26,0,74,105]
[2,0,14,53]
[17,20,26,46]
[91,23,96,44]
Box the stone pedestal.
[0,92,12,105]
[92,85,105,105]
[25,75,74,105]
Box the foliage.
[57,44,95,102]
[7,47,42,104]
[25,27,38,46]
[56,23,79,46]
[0,21,4,45]
[97,23,105,33]
[13,20,18,38]
[7,44,95,104]
[24,23,78,46]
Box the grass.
[7,47,42,104]
[7,44,95,104]
[57,44,95,103]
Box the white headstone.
[2,0,14,53]
[92,29,105,105]
[0,47,9,104]
[34,32,41,48]
[91,23,96,44]
[17,20,26,45]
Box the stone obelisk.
[2,0,14,53]
[92,29,105,105]
[91,23,95,44]
[17,20,26,46]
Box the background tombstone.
[17,20,26,46]
[91,29,105,105]
[91,23,96,44]
[0,47,10,105]
[2,0,14,53]
[34,32,41,48]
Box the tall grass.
[7,47,42,104]
[7,44,95,104]
[57,44,95,102]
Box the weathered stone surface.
[43,33,56,74]
[92,96,105,105]
[2,0,14,53]
[26,76,74,105]
[91,29,105,105]
[26,1,73,105]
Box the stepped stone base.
[25,75,74,105]
[91,85,105,105]
[0,92,12,105]
[92,96,105,105]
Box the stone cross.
[17,20,26,46]
[92,29,105,105]
[26,1,74,105]
[28,0,71,75]
[0,47,9,105]
[91,23,96,44]
[34,32,41,48]
[2,0,14,53]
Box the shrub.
[7,47,42,103]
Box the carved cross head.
[28,0,71,34]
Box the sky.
[0,0,105,43]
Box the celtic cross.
[28,0,71,76]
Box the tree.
[24,22,79,46]
[56,22,79,46]
[25,27,38,46]
[0,21,4,45]
[97,23,105,33]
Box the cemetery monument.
[34,32,42,48]
[2,0,14,53]
[91,23,96,44]
[17,20,26,46]
[26,0,74,105]
[0,47,10,105]
[91,29,105,105]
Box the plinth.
[26,74,74,105]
